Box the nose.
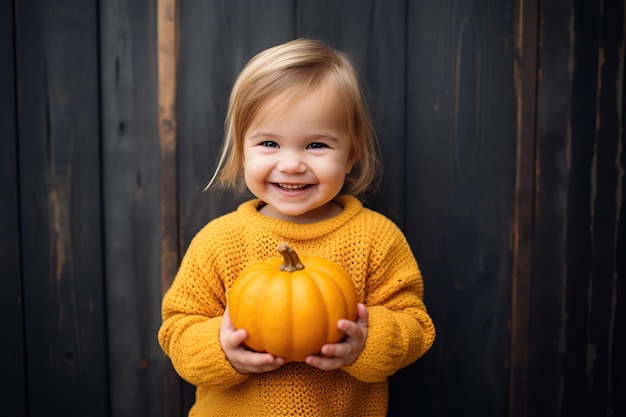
[277,151,306,173]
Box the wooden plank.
[157,0,183,416]
[528,5,626,411]
[509,0,538,416]
[527,0,626,415]
[405,1,517,416]
[399,4,453,412]
[0,0,27,415]
[404,5,457,411]
[100,0,165,416]
[296,0,407,227]
[611,4,626,412]
[612,69,626,416]
[14,0,107,415]
[177,0,294,247]
[530,0,599,415]
[584,0,624,415]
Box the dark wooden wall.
[1,1,624,416]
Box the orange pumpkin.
[228,242,358,362]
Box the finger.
[223,329,248,350]
[338,303,368,330]
[305,355,343,371]
[241,363,283,373]
[237,352,285,373]
[221,306,234,329]
[356,303,369,323]
[319,344,340,359]
[338,320,366,342]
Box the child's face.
[243,86,356,223]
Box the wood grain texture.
[157,0,183,416]
[405,1,517,416]
[585,2,625,415]
[531,0,588,414]
[531,0,625,416]
[14,0,107,415]
[101,0,166,416]
[510,1,538,416]
[0,0,26,415]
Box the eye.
[307,142,329,149]
[260,140,279,148]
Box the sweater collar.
[237,195,363,240]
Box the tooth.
[279,183,305,189]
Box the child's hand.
[305,303,369,371]
[220,306,285,374]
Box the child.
[158,38,435,416]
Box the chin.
[278,208,311,218]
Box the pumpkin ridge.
[255,273,275,355]
[284,272,294,360]
[238,269,270,353]
[292,272,327,360]
[311,262,358,322]
[258,273,292,357]
[311,270,347,343]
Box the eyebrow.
[247,132,340,142]
[247,132,278,140]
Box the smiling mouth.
[277,183,308,190]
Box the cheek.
[243,165,261,194]
[242,149,257,171]
[319,159,351,185]
[242,155,254,181]
[243,156,268,183]
[243,161,256,181]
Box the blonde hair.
[206,38,381,197]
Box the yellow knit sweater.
[158,195,435,416]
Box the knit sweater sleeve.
[342,220,435,383]
[157,227,249,389]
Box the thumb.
[221,305,235,331]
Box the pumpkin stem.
[277,242,305,272]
